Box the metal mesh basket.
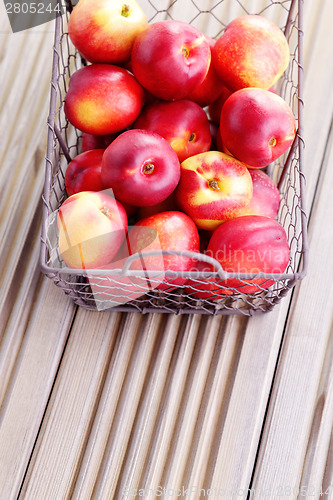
[40,0,308,315]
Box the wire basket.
[40,0,308,316]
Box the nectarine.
[68,0,148,65]
[212,15,290,92]
[64,64,145,135]
[175,151,253,230]
[57,191,128,269]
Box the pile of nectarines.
[57,0,295,303]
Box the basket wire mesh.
[40,0,308,315]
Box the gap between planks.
[251,65,333,498]
[0,0,332,498]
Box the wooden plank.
[0,204,42,404]
[41,1,329,488]
[20,309,124,499]
[206,303,288,494]
[322,430,333,495]
[22,312,248,498]
[79,313,165,499]
[301,0,333,207]
[72,314,245,497]
[206,0,333,493]
[299,333,333,498]
[243,0,333,490]
[0,20,60,403]
[0,279,75,500]
[161,315,230,489]
[21,313,199,498]
[250,114,333,496]
[124,314,237,494]
[137,314,205,492]
[0,28,54,244]
[251,110,333,495]
[0,1,11,35]
[184,316,247,491]
[83,313,202,497]
[72,313,182,499]
[0,27,53,173]
[0,25,54,319]
[0,21,76,500]
[0,1,331,499]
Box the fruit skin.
[220,88,296,168]
[101,129,181,207]
[81,133,116,153]
[57,191,128,269]
[131,20,211,101]
[64,64,145,135]
[175,151,253,231]
[187,36,224,107]
[205,215,290,294]
[212,15,290,92]
[88,257,153,309]
[208,85,276,125]
[185,258,234,300]
[127,211,200,291]
[68,0,148,65]
[240,169,280,219]
[134,99,211,163]
[65,149,105,196]
[87,228,163,309]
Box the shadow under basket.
[40,0,308,316]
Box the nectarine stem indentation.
[189,133,196,143]
[208,180,220,190]
[121,4,130,17]
[182,46,190,58]
[143,163,155,175]
[269,137,277,147]
[100,207,111,218]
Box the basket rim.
[40,247,306,282]
[39,0,308,309]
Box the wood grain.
[0,280,75,500]
[21,309,123,499]
[252,107,333,498]
[0,1,332,499]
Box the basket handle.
[121,250,228,280]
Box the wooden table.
[0,1,332,498]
